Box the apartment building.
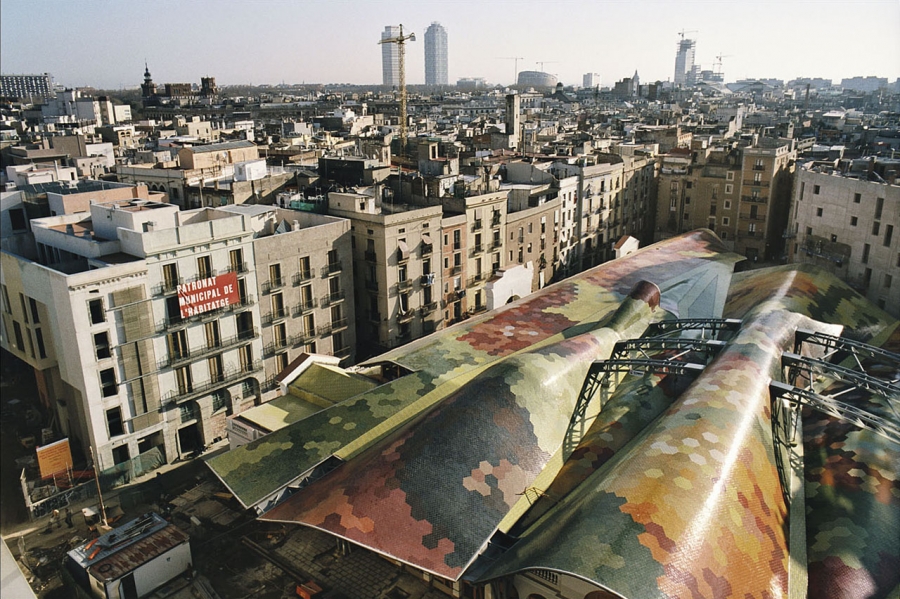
[442,190,509,321]
[328,191,443,357]
[504,184,560,291]
[787,159,899,316]
[0,198,352,470]
[219,205,356,388]
[655,137,796,262]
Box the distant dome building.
[516,70,558,89]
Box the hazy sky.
[2,0,898,89]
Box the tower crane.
[536,61,558,73]
[714,54,732,79]
[678,29,698,40]
[496,57,525,86]
[379,24,416,157]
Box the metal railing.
[153,278,183,296]
[262,306,288,325]
[292,299,317,316]
[159,328,258,369]
[161,361,262,406]
[318,318,349,336]
[321,262,342,276]
[364,250,377,262]
[157,295,255,332]
[261,277,285,294]
[320,291,345,307]
[292,270,314,286]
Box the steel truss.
[770,332,900,505]
[646,318,742,339]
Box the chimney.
[65,224,74,234]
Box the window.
[89,298,105,324]
[862,243,870,264]
[29,298,40,323]
[271,293,284,319]
[854,193,861,204]
[212,390,227,412]
[168,329,189,360]
[816,207,823,217]
[94,332,111,360]
[754,173,762,183]
[208,355,224,382]
[725,184,733,195]
[885,274,893,289]
[875,197,884,220]
[726,171,734,181]
[8,208,26,231]
[100,368,118,397]
[831,234,838,243]
[813,185,820,194]
[453,230,461,250]
[35,329,46,359]
[12,321,24,351]
[175,366,193,394]
[162,263,179,290]
[106,407,124,437]
[275,352,289,373]
[851,216,858,227]
[299,256,311,279]
[885,225,894,247]
[269,263,282,287]
[205,320,221,347]
[806,227,813,236]
[748,223,757,236]
[722,217,730,226]
[229,249,244,273]
[873,221,880,236]
[197,255,212,279]
[19,294,28,323]
[1,285,10,314]
[179,403,193,423]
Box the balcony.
[264,337,292,357]
[160,361,262,407]
[397,310,415,324]
[490,240,503,251]
[226,262,248,274]
[292,270,314,286]
[743,179,769,188]
[333,346,352,358]
[421,243,433,256]
[364,250,377,263]
[420,274,435,286]
[320,291,345,307]
[321,261,342,276]
[292,299,317,317]
[318,318,349,336]
[153,277,183,296]
[397,278,413,292]
[261,306,288,325]
[261,277,285,294]
[451,265,462,275]
[420,302,438,314]
[468,273,486,286]
[472,219,483,231]
[469,304,487,316]
[157,295,255,332]
[470,244,484,256]
[753,164,766,171]
[491,214,502,227]
[158,328,258,370]
[741,195,767,204]
[365,279,379,292]
[292,329,317,346]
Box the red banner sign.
[178,272,239,318]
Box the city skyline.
[1,0,898,90]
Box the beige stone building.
[787,159,899,316]
[328,191,443,357]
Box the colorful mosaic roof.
[208,230,739,509]
[214,230,899,596]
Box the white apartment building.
[0,198,351,470]
[787,159,899,317]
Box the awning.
[398,240,409,260]
[421,233,432,246]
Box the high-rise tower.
[674,37,697,87]
[424,22,448,86]
[381,26,401,87]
